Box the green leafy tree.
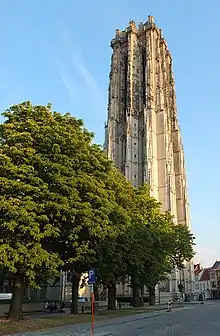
[35,115,129,315]
[0,101,121,318]
[91,180,162,310]
[91,183,195,309]
[172,224,195,295]
[141,211,175,305]
[121,185,160,307]
[82,168,135,310]
[0,102,68,319]
[140,217,195,305]
[172,224,195,269]
[54,161,133,314]
[127,185,196,307]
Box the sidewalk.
[11,311,165,335]
[8,302,201,336]
[11,307,179,335]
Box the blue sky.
[1,0,219,267]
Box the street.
[12,301,220,335]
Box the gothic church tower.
[104,16,194,294]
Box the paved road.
[12,301,220,336]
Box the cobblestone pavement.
[11,301,220,336]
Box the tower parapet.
[111,17,167,48]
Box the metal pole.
[64,272,66,301]
[91,284,95,336]
[60,272,63,301]
[179,269,183,307]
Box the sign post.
[88,269,96,336]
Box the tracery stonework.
[104,16,194,294]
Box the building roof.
[194,261,220,280]
[210,260,220,271]
[200,268,211,281]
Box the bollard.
[167,300,172,312]
[81,304,85,315]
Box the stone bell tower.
[104,16,194,295]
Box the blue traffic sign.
[88,269,96,284]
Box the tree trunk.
[132,283,140,307]
[94,284,99,301]
[140,284,144,306]
[107,283,116,310]
[7,282,24,320]
[148,285,156,306]
[0,277,5,292]
[70,273,80,314]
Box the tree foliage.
[0,102,122,318]
[172,224,195,268]
[0,102,65,319]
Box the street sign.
[88,269,96,285]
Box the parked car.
[69,297,89,303]
[0,293,12,300]
[78,297,89,303]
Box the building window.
[212,281,216,288]
[134,142,136,145]
[134,154,136,158]
[134,174,136,178]
[210,272,215,280]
